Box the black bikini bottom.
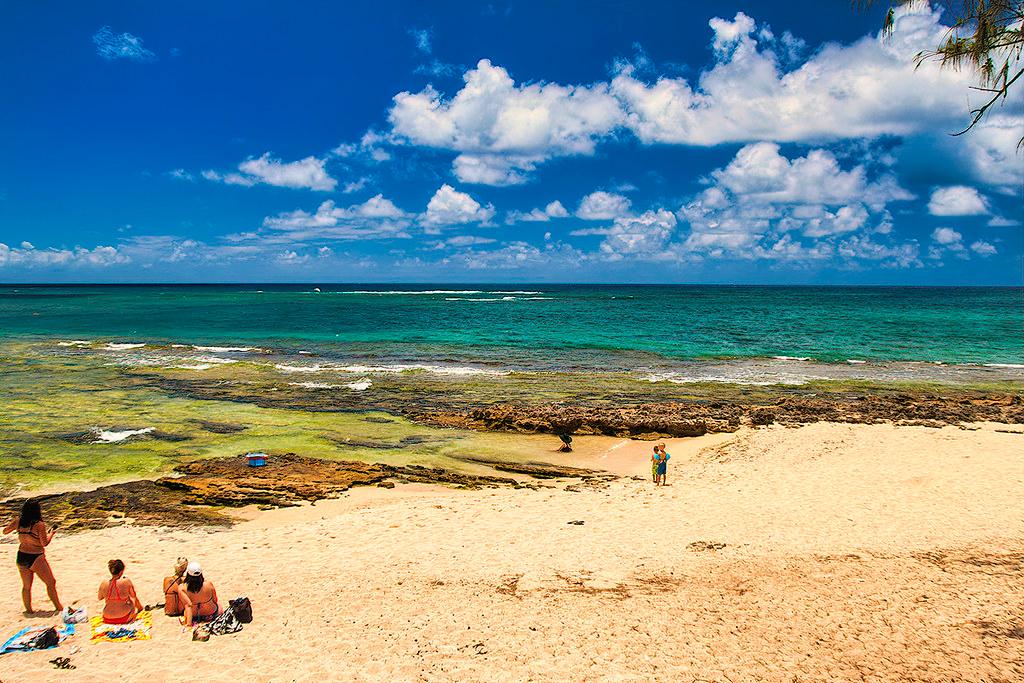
[16,551,41,568]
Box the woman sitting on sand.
[3,499,62,614]
[99,559,143,624]
[178,561,219,626]
[163,557,188,617]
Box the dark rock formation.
[0,480,231,531]
[451,455,618,481]
[1,454,614,530]
[416,393,1024,437]
[192,420,248,434]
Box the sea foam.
[92,427,154,443]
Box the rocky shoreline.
[415,392,1024,438]
[134,371,1024,438]
[0,455,615,531]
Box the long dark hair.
[185,573,205,593]
[18,500,43,529]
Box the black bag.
[31,626,59,650]
[229,596,252,624]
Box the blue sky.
[1,0,1021,283]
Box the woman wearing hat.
[177,561,219,626]
[162,557,188,617]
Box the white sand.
[1,422,1022,682]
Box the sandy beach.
[1,422,1022,682]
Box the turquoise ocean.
[1,285,1022,385]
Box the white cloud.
[505,200,569,224]
[431,235,497,249]
[254,194,413,242]
[333,131,392,163]
[611,4,985,146]
[451,153,540,186]
[0,242,129,268]
[836,235,921,268]
[576,191,632,220]
[970,240,997,256]
[341,177,370,194]
[709,142,910,208]
[419,184,496,228]
[927,186,990,216]
[931,227,962,245]
[168,168,194,181]
[383,4,1022,189]
[204,153,337,191]
[445,240,584,270]
[988,215,1021,227]
[92,26,156,62]
[598,209,677,259]
[388,59,623,185]
[674,143,913,259]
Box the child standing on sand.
[651,446,660,483]
[656,443,670,485]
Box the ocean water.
[1,284,1022,384]
[1,284,1022,491]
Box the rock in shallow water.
[0,454,614,530]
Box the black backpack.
[229,596,252,624]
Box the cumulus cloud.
[505,200,569,224]
[203,153,337,191]
[927,185,990,216]
[931,226,962,245]
[383,4,1022,189]
[576,191,632,220]
[970,240,997,256]
[598,209,677,259]
[674,142,913,260]
[92,26,156,62]
[0,242,129,268]
[251,194,413,242]
[419,184,496,228]
[988,215,1021,227]
[836,235,921,268]
[444,240,584,270]
[610,3,996,146]
[388,59,623,184]
[333,130,392,163]
[709,142,910,209]
[928,226,970,260]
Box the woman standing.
[3,500,62,614]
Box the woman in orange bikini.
[3,499,62,614]
[98,559,143,624]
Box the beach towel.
[89,611,152,643]
[1,623,75,654]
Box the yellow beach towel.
[89,611,153,643]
